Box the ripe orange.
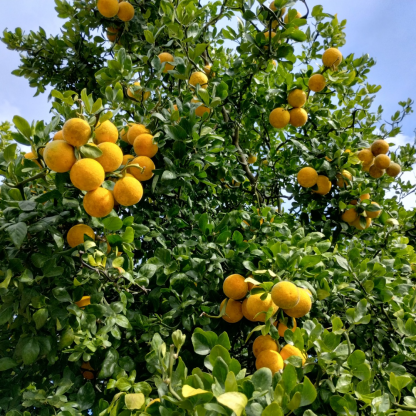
[129,156,155,181]
[133,134,158,158]
[220,299,243,323]
[223,274,248,300]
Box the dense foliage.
[1,0,416,415]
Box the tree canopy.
[1,0,416,415]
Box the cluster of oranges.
[220,275,312,374]
[97,0,135,21]
[269,46,342,130]
[341,193,381,230]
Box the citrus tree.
[1,0,416,415]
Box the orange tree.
[1,0,416,415]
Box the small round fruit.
[24,152,41,168]
[133,134,158,158]
[127,81,151,102]
[247,155,257,164]
[67,224,95,248]
[189,72,208,89]
[220,299,243,323]
[203,65,212,76]
[297,167,318,188]
[276,318,297,337]
[280,344,306,365]
[83,187,114,218]
[289,108,308,127]
[369,165,385,179]
[113,176,143,206]
[117,1,134,21]
[287,89,307,108]
[271,281,300,309]
[122,154,134,166]
[336,170,352,188]
[158,52,174,73]
[97,0,119,18]
[284,10,302,23]
[253,335,278,357]
[70,159,105,191]
[313,175,332,195]
[95,120,118,144]
[341,208,358,223]
[107,27,119,42]
[386,162,401,177]
[366,202,381,219]
[371,140,389,156]
[322,48,343,68]
[358,148,374,164]
[120,124,133,142]
[191,98,210,117]
[246,293,278,322]
[223,274,248,300]
[43,141,76,173]
[242,299,256,321]
[129,156,155,181]
[127,124,150,145]
[362,162,373,172]
[264,31,276,39]
[63,118,91,147]
[284,288,312,318]
[96,142,123,172]
[53,130,64,141]
[308,74,326,92]
[374,154,391,169]
[256,350,283,374]
[351,216,372,230]
[269,108,290,128]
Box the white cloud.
[0,99,20,123]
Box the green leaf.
[0,357,18,371]
[281,364,297,395]
[217,392,248,416]
[98,348,119,379]
[13,115,32,139]
[143,30,155,43]
[287,391,301,411]
[81,88,91,113]
[52,287,72,303]
[225,371,238,392]
[194,43,208,58]
[22,338,40,365]
[262,402,284,416]
[33,308,48,330]
[7,222,27,248]
[103,217,123,231]
[125,393,145,410]
[77,382,96,411]
[4,144,17,163]
[300,376,317,406]
[299,255,321,268]
[251,368,272,391]
[59,327,74,349]
[80,143,103,159]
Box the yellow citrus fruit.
[220,299,243,323]
[113,176,143,206]
[130,156,155,181]
[369,165,385,179]
[366,202,381,219]
[75,296,91,308]
[120,123,133,142]
[362,162,373,172]
[127,81,151,101]
[117,1,134,21]
[83,187,114,218]
[271,281,300,309]
[253,335,278,357]
[189,71,208,89]
[242,298,256,321]
[256,350,283,374]
[246,293,278,322]
[280,344,306,366]
[97,0,119,17]
[53,130,64,141]
[191,98,210,117]
[145,399,161,411]
[94,120,118,144]
[269,108,290,128]
[297,167,318,188]
[374,154,391,169]
[24,152,41,168]
[336,170,352,188]
[284,10,302,23]
[70,159,105,191]
[288,89,307,108]
[203,65,212,76]
[341,208,358,223]
[107,27,119,42]
[122,154,134,166]
[264,31,276,39]
[133,134,158,158]
[67,224,95,248]
[63,118,91,147]
[386,162,401,177]
[357,148,374,164]
[289,108,308,127]
[351,216,372,230]
[43,141,76,173]
[276,318,297,337]
[284,288,312,318]
[95,142,123,172]
[371,139,389,156]
[223,274,248,300]
[313,175,332,195]
[322,48,343,68]
[127,124,150,145]
[308,74,326,92]
[158,52,174,73]
[248,155,257,164]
